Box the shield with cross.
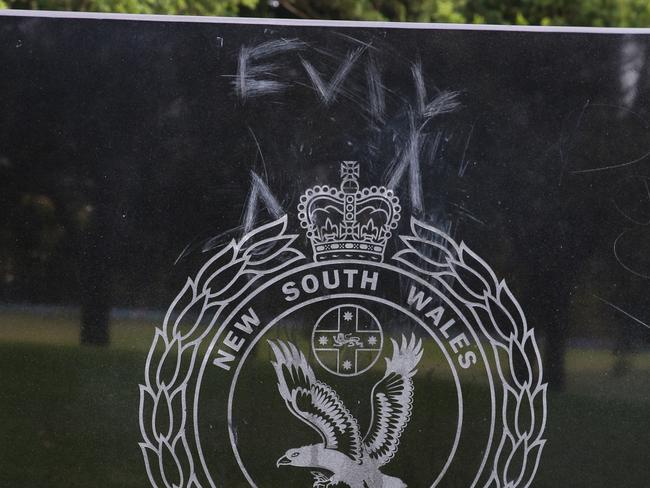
[311,304,384,377]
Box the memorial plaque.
[0,11,648,488]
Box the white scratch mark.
[301,47,366,105]
[449,202,485,225]
[411,61,427,115]
[613,230,650,279]
[595,295,650,329]
[559,100,590,185]
[458,123,475,177]
[428,130,443,168]
[247,126,269,184]
[366,57,385,122]
[199,225,244,254]
[611,178,650,225]
[333,32,378,51]
[569,102,650,174]
[243,171,284,233]
[423,90,462,119]
[235,38,306,101]
[571,147,650,174]
[387,113,424,213]
[410,61,460,120]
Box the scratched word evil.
[139,162,548,488]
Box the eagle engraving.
[269,334,423,488]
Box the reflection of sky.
[619,38,645,110]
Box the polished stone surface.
[0,14,648,488]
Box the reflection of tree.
[544,47,650,387]
[0,191,64,302]
[79,185,113,346]
[441,35,650,391]
[0,155,113,344]
[599,173,650,375]
[1,22,648,374]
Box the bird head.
[276,444,324,468]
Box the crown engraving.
[298,162,401,262]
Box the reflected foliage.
[5,0,650,27]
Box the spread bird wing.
[363,334,423,466]
[268,340,362,463]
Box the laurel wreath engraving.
[393,217,548,488]
[139,215,305,488]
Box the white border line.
[1,9,650,34]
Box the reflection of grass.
[567,347,650,372]
[565,348,650,403]
[0,312,649,487]
[0,311,157,351]
[0,342,149,488]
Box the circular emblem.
[312,304,384,377]
[139,163,548,488]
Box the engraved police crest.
[139,162,547,488]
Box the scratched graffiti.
[222,35,478,260]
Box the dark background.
[0,14,648,487]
